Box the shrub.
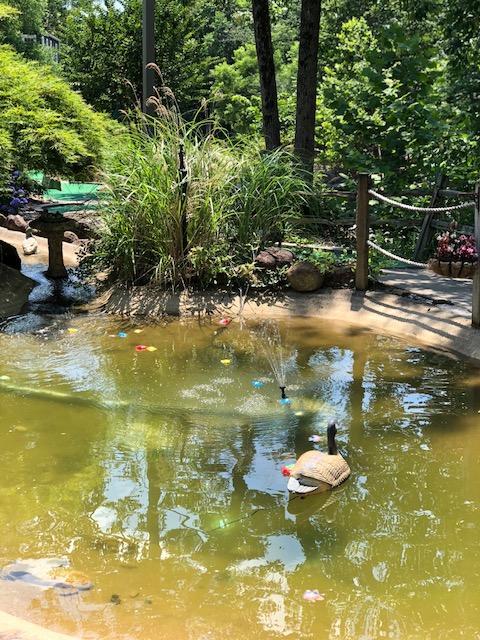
[96,112,311,287]
[0,45,110,184]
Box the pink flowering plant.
[435,229,477,263]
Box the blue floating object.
[118,331,128,338]
[251,380,264,389]
[279,398,291,405]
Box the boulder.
[6,213,28,233]
[0,239,21,270]
[255,246,295,269]
[324,265,354,288]
[287,261,324,292]
[0,264,34,318]
[64,231,80,244]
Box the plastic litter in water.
[67,328,78,334]
[281,463,294,477]
[295,411,305,417]
[251,380,265,389]
[218,318,231,326]
[220,359,232,365]
[303,589,325,602]
[135,345,147,352]
[133,329,144,334]
[279,398,291,405]
[308,434,322,443]
[146,346,157,352]
[118,332,127,338]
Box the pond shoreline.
[2,229,478,366]
[86,283,480,366]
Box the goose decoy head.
[327,420,338,455]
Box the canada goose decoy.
[22,227,38,256]
[287,421,350,494]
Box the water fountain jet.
[259,322,295,402]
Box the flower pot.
[428,258,477,279]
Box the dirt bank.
[91,283,480,365]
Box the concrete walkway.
[378,267,472,318]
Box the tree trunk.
[251,0,281,150]
[295,0,322,176]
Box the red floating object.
[281,465,292,477]
[135,345,147,352]
[218,318,231,326]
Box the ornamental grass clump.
[97,110,311,288]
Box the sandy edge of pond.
[0,610,79,640]
[88,283,480,365]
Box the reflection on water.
[0,317,479,639]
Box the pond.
[0,316,479,640]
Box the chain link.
[368,189,474,213]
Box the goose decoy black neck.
[327,421,338,455]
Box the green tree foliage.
[3,0,480,192]
[58,0,220,116]
[0,45,109,183]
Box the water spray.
[259,322,295,403]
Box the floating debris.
[218,318,231,326]
[0,375,11,381]
[0,558,93,596]
[110,593,121,605]
[303,589,325,602]
[118,332,127,338]
[281,464,294,477]
[133,329,144,334]
[220,359,232,365]
[279,397,291,405]
[251,380,265,389]
[146,346,157,352]
[67,328,78,334]
[135,345,147,352]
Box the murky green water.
[0,317,479,640]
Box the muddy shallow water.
[0,316,479,639]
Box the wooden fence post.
[355,172,370,291]
[472,182,480,327]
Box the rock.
[6,214,28,233]
[287,261,324,292]
[0,265,34,319]
[0,239,21,270]
[255,246,295,269]
[64,231,80,244]
[324,265,354,289]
